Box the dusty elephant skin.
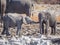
[1,13,23,36]
[38,12,56,35]
[1,0,33,16]
[38,12,49,35]
[6,0,33,16]
[48,13,56,35]
[1,13,34,36]
[0,0,33,36]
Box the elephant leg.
[51,22,56,35]
[27,8,31,17]
[1,1,6,28]
[51,27,54,35]
[1,22,6,35]
[1,5,6,16]
[28,4,31,17]
[2,16,10,36]
[1,16,6,35]
[42,22,44,34]
[45,21,48,35]
[16,19,22,36]
[5,19,10,36]
[40,19,42,34]
[52,27,55,35]
[43,23,46,35]
[1,1,6,17]
[29,8,31,17]
[40,20,43,34]
[53,22,56,35]
[4,16,10,36]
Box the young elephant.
[38,12,49,35]
[1,13,34,36]
[38,12,56,35]
[1,13,23,36]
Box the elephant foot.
[40,30,44,34]
[52,32,55,35]
[51,31,56,35]
[1,32,6,35]
[50,30,53,35]
[16,33,21,37]
[51,33,55,35]
[6,34,10,36]
[16,32,19,36]
[1,32,10,36]
[44,30,47,35]
[40,32,44,35]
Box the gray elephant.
[1,0,34,17]
[38,12,56,35]
[6,0,33,16]
[0,0,7,31]
[1,13,34,36]
[38,12,48,35]
[1,0,34,36]
[2,13,23,36]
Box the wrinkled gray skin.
[2,13,34,36]
[1,0,33,36]
[38,12,48,35]
[48,13,56,35]
[6,0,33,16]
[2,14,23,36]
[38,12,56,35]
[1,0,33,16]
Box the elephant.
[1,13,34,36]
[1,0,34,17]
[6,0,33,16]
[2,13,23,36]
[1,0,34,36]
[0,0,10,36]
[38,12,56,35]
[38,12,49,35]
[0,0,7,31]
[0,0,33,17]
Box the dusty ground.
[0,23,60,38]
[0,23,60,45]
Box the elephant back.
[49,14,56,27]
